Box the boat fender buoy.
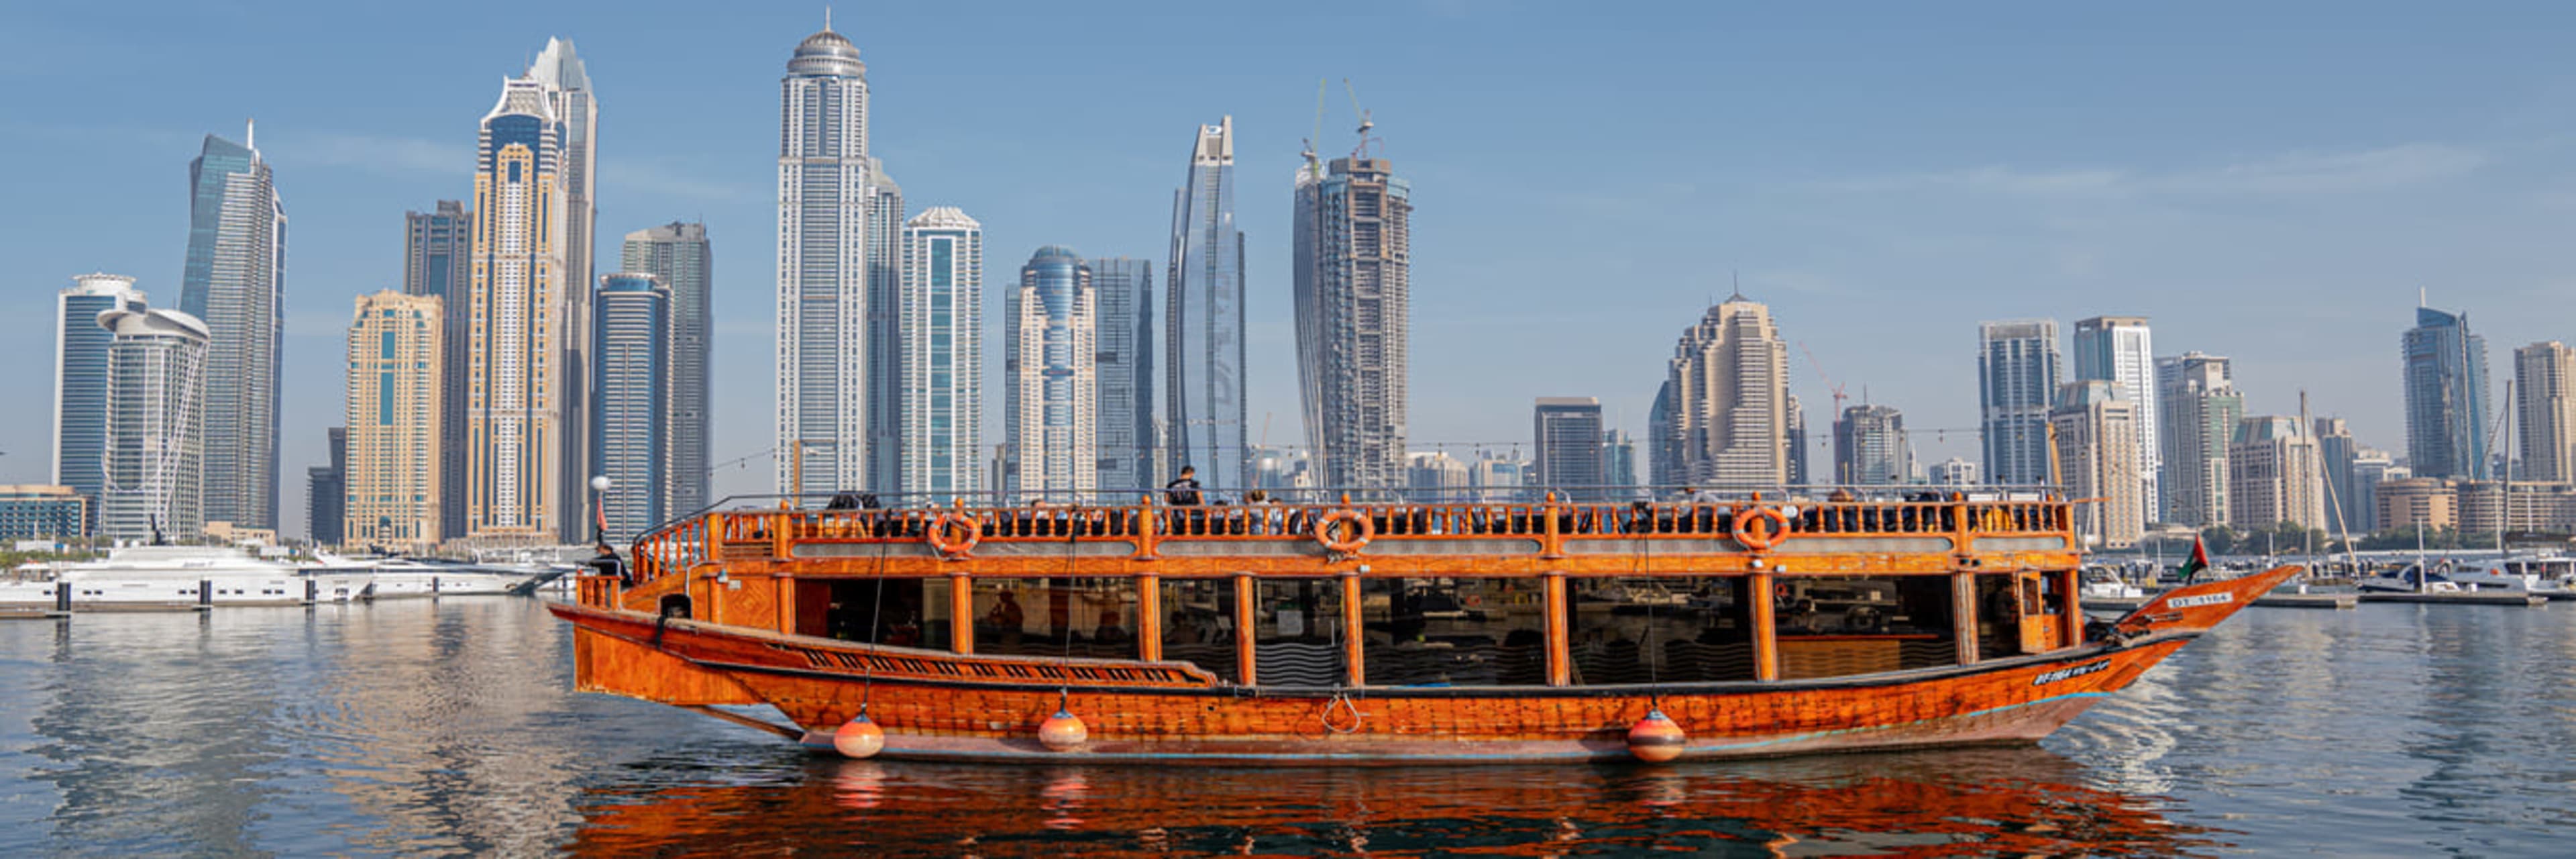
[1627,709,1686,763]
[1316,509,1375,554]
[1038,707,1089,751]
[926,513,981,556]
[834,712,885,759]
[1732,506,1790,551]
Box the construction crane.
[1302,79,1327,181]
[1797,342,1850,418]
[1344,78,1379,159]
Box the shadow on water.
[568,746,2221,857]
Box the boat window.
[1564,577,1754,685]
[971,577,1138,660]
[1159,578,1238,683]
[1359,578,1546,687]
[1775,576,1957,678]
[1974,575,2022,658]
[796,578,944,649]
[1254,578,1344,685]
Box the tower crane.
[1302,79,1326,181]
[1797,342,1850,417]
[1344,78,1379,159]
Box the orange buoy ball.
[833,713,885,759]
[1627,709,1686,763]
[1038,707,1090,751]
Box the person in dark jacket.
[1165,466,1203,505]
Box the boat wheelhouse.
[551,487,2294,764]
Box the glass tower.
[592,274,669,544]
[1007,246,1093,496]
[99,308,210,542]
[180,127,285,532]
[1089,257,1154,493]
[2402,305,2491,481]
[1978,319,2062,487]
[622,222,713,515]
[54,273,145,534]
[2073,316,2160,523]
[776,22,873,497]
[406,201,472,539]
[1295,155,1412,492]
[1166,117,1248,489]
[900,209,983,497]
[1532,398,1604,499]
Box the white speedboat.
[2356,563,2467,595]
[54,546,373,609]
[313,554,565,599]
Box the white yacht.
[312,554,566,599]
[52,546,373,609]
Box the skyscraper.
[1167,117,1248,489]
[344,291,443,553]
[1785,393,1810,485]
[2158,352,2244,528]
[54,272,145,534]
[1295,154,1411,491]
[1532,398,1604,499]
[1406,451,1471,501]
[1832,403,1913,487]
[2402,304,2490,481]
[863,157,906,493]
[2514,342,2575,484]
[2049,381,2142,548]
[1662,295,1790,486]
[307,427,345,547]
[1089,257,1155,493]
[1648,380,1682,489]
[1006,246,1093,496]
[2229,416,2327,532]
[181,125,285,533]
[1978,319,2061,487]
[529,38,600,542]
[776,21,872,497]
[98,307,209,542]
[2072,316,2160,522]
[1602,429,1640,498]
[901,209,984,497]
[466,72,573,540]
[623,222,713,514]
[406,201,472,539]
[592,274,669,544]
[2350,449,2398,532]
[2312,417,2365,534]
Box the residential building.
[776,21,873,497]
[1532,398,1605,499]
[53,272,145,534]
[2375,477,2457,532]
[1602,429,1640,498]
[531,38,600,538]
[1406,451,1471,501]
[466,70,574,541]
[897,208,983,497]
[1978,319,2061,486]
[405,201,472,539]
[1090,257,1155,492]
[2457,481,2572,535]
[2072,315,2160,521]
[2515,342,2576,483]
[1470,453,1528,503]
[181,125,286,533]
[1785,393,1809,485]
[622,222,712,515]
[1832,403,1912,487]
[344,291,443,552]
[2350,450,2400,533]
[2402,304,2491,480]
[2312,417,2365,534]
[1294,154,1411,491]
[0,486,87,542]
[592,274,669,544]
[2228,416,2327,532]
[1006,245,1091,496]
[864,157,906,493]
[307,427,344,547]
[1662,295,1790,486]
[1167,117,1249,488]
[1252,446,1312,491]
[1930,457,1979,487]
[98,307,209,542]
[2050,382,2143,548]
[2158,352,2243,528]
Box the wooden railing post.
[950,572,975,654]
[1136,573,1162,661]
[1544,572,1570,687]
[1342,574,1366,687]
[1749,571,1779,682]
[1233,573,1258,686]
[1136,496,1160,560]
[775,572,793,634]
[1951,571,1982,666]
[1541,491,1564,559]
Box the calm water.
[3,599,2571,856]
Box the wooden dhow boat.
[550,488,2293,765]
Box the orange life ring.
[926,513,981,556]
[1316,509,1375,554]
[1732,505,1790,551]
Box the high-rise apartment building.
[307,427,344,547]
[405,201,472,539]
[1089,257,1155,492]
[1833,404,1913,487]
[181,125,285,533]
[1648,380,1683,489]
[863,157,906,493]
[776,23,873,497]
[1294,155,1411,491]
[1602,429,1640,498]
[98,307,209,542]
[593,274,669,543]
[1532,398,1605,499]
[2049,381,2142,548]
[1006,246,1093,496]
[343,291,443,552]
[900,209,983,497]
[54,272,146,534]
[2402,305,2490,481]
[466,71,574,540]
[1406,451,1471,501]
[1786,394,1810,485]
[2514,342,2575,484]
[1978,319,2061,487]
[1167,117,1248,489]
[623,222,713,514]
[533,39,599,540]
[2073,316,2160,523]
[2229,415,2327,532]
[1929,457,1980,487]
[2351,450,2400,533]
[1662,296,1791,486]
[2158,352,2243,528]
[2312,417,2365,534]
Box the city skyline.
[14,5,2576,537]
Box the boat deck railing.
[623,486,2073,589]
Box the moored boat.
[49,546,372,609]
[551,488,2295,765]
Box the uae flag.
[2178,536,2210,584]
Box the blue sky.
[5,1,2575,536]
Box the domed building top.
[788,20,865,78]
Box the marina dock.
[2357,592,2547,607]
[2253,593,2357,609]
